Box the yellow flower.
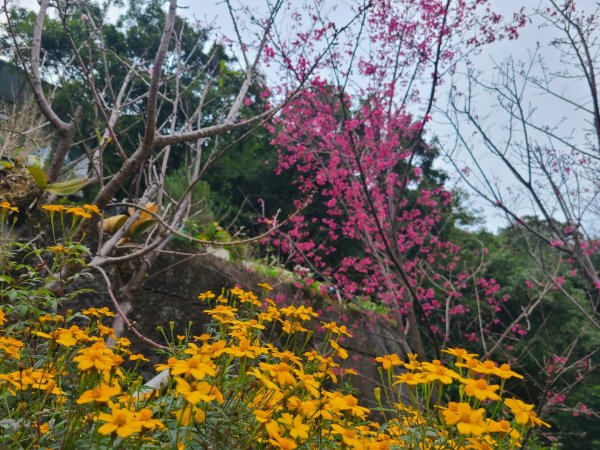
[403,353,422,370]
[330,423,363,447]
[34,422,50,434]
[473,360,498,375]
[421,360,461,384]
[298,373,321,397]
[504,398,551,428]
[463,378,501,401]
[259,304,281,323]
[83,204,102,215]
[257,362,296,386]
[204,304,238,323]
[456,357,481,372]
[464,437,496,450]
[279,305,318,321]
[185,340,226,359]
[442,347,478,361]
[281,320,309,334]
[258,282,274,291]
[492,363,524,380]
[129,353,149,362]
[268,435,297,449]
[375,354,402,370]
[41,204,66,213]
[198,291,216,301]
[327,393,370,418]
[0,309,7,326]
[115,337,131,348]
[175,377,224,404]
[174,405,205,425]
[155,357,178,372]
[66,206,92,219]
[486,419,520,439]
[171,356,216,379]
[322,321,352,337]
[230,287,262,306]
[76,383,121,404]
[81,307,115,318]
[270,350,302,367]
[38,314,64,324]
[10,368,64,395]
[0,368,63,395]
[297,399,334,421]
[0,201,18,212]
[254,410,282,438]
[0,336,24,359]
[223,337,267,359]
[229,319,266,337]
[97,406,142,437]
[97,323,116,338]
[47,244,70,254]
[441,402,488,435]
[393,372,426,386]
[278,413,309,440]
[34,326,80,347]
[136,408,165,430]
[329,340,348,359]
[192,333,212,342]
[73,342,117,372]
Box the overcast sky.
[12,0,594,232]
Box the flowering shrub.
[0,202,548,448]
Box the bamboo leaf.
[26,166,47,189]
[102,215,128,233]
[45,177,91,195]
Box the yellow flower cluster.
[41,203,101,219]
[0,292,165,446]
[0,367,63,395]
[0,274,549,449]
[380,347,550,448]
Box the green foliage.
[448,220,600,449]
[164,167,215,224]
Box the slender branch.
[26,0,69,132]
[98,192,312,254]
[154,105,279,147]
[90,264,169,351]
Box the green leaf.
[26,166,47,189]
[129,219,156,238]
[45,177,91,195]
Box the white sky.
[12,0,596,233]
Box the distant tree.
[270,0,524,358]
[445,0,600,336]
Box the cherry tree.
[270,0,526,359]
